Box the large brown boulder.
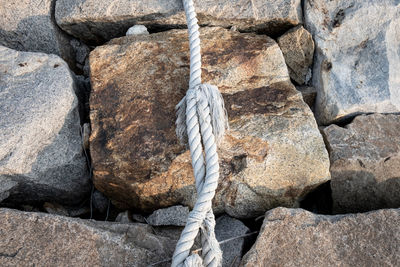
[241,207,400,266]
[322,113,400,214]
[89,27,330,218]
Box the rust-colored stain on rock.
[89,27,329,216]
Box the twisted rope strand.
[172,0,228,266]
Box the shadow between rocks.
[331,170,400,214]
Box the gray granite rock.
[55,0,302,44]
[147,205,190,226]
[305,0,400,124]
[278,26,314,85]
[216,215,250,267]
[241,207,400,266]
[0,208,176,267]
[0,0,75,70]
[0,46,89,205]
[322,113,400,214]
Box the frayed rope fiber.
[172,0,229,266]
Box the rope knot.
[176,83,229,147]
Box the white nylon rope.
[172,0,229,266]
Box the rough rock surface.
[305,0,400,124]
[56,0,302,44]
[0,0,75,69]
[322,114,400,214]
[147,205,189,226]
[241,207,400,266]
[278,26,314,85]
[0,208,175,267]
[0,46,89,205]
[215,215,249,267]
[89,27,330,218]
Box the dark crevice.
[300,181,333,215]
[239,216,264,257]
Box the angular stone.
[0,208,176,266]
[0,46,89,205]
[0,0,75,69]
[278,26,314,85]
[56,0,302,44]
[305,0,400,124]
[215,215,249,267]
[89,27,330,218]
[322,114,400,214]
[147,205,189,226]
[241,207,400,266]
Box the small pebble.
[126,25,149,36]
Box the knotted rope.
[172,0,229,266]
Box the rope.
[172,0,229,266]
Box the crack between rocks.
[0,248,21,258]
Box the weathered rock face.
[0,0,75,69]
[322,114,400,214]
[56,0,302,44]
[0,46,89,205]
[278,26,314,85]
[0,208,176,267]
[241,207,400,266]
[89,27,330,218]
[305,0,400,124]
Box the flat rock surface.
[0,208,175,267]
[215,215,249,267]
[89,27,330,218]
[56,0,302,44]
[0,0,75,69]
[305,0,400,124]
[241,207,400,266]
[278,25,314,85]
[322,114,400,214]
[0,46,89,205]
[147,205,189,226]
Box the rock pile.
[0,0,399,266]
